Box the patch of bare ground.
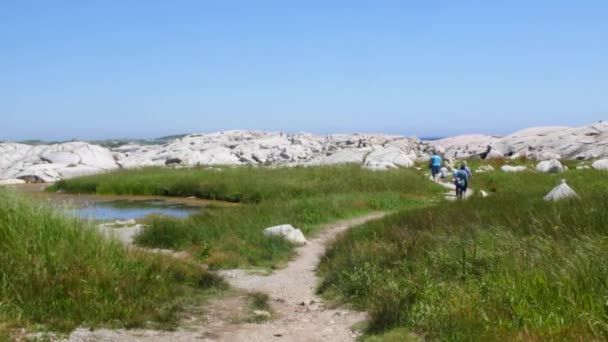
[59,213,387,342]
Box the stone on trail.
[536,159,564,173]
[263,224,307,246]
[544,179,580,201]
[253,310,271,319]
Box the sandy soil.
[59,213,388,342]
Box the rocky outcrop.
[3,121,608,182]
[425,122,608,161]
[0,142,119,183]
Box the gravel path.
[60,212,388,342]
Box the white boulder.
[0,178,26,185]
[363,147,414,170]
[592,159,608,170]
[501,165,527,173]
[544,179,580,201]
[536,159,564,173]
[263,224,307,246]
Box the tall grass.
[0,188,224,337]
[319,169,608,341]
[51,165,441,203]
[53,166,443,269]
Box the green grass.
[52,165,443,269]
[319,169,608,341]
[0,188,225,338]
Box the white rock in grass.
[480,190,489,198]
[592,159,608,170]
[544,179,580,201]
[0,178,26,185]
[536,159,564,173]
[263,224,307,246]
[501,165,527,173]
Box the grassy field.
[319,169,608,341]
[51,165,443,269]
[0,188,225,339]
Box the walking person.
[453,164,469,199]
[429,152,443,182]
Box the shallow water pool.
[67,200,200,221]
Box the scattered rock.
[263,224,307,246]
[501,165,527,173]
[480,190,489,198]
[544,179,580,201]
[478,165,495,172]
[536,159,564,173]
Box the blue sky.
[1,1,607,141]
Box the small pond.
[67,200,201,221]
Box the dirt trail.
[216,212,387,341]
[61,212,388,342]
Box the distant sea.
[419,136,445,141]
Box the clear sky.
[1,1,607,141]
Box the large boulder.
[364,147,414,170]
[592,159,608,170]
[485,149,504,160]
[263,224,307,246]
[314,149,370,166]
[40,151,81,165]
[536,159,564,173]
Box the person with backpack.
[429,153,443,181]
[453,164,469,199]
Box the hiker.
[429,152,443,181]
[453,164,469,199]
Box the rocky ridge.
[2,122,608,183]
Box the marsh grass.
[0,188,225,338]
[53,166,443,269]
[319,169,608,341]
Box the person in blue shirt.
[453,164,470,199]
[429,153,443,181]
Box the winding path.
[62,212,388,342]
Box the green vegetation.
[245,292,273,323]
[51,166,443,268]
[319,169,608,340]
[0,188,225,338]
